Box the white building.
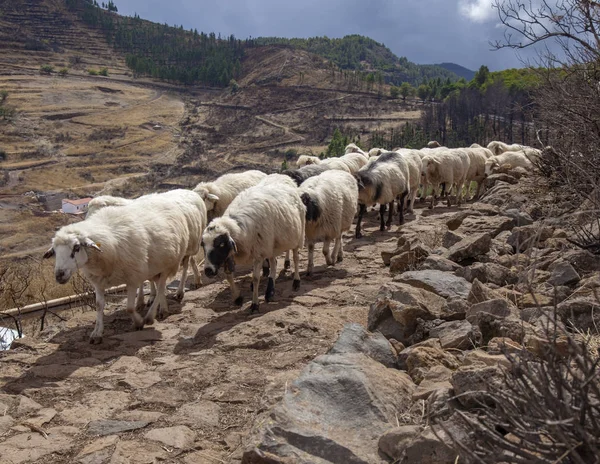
[61,197,92,215]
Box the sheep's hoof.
[305,270,312,277]
[250,282,254,292]
[379,225,385,232]
[336,255,343,263]
[293,279,301,291]
[143,316,154,326]
[284,260,291,270]
[249,303,260,314]
[262,266,270,277]
[188,282,201,290]
[234,296,244,306]
[175,291,184,301]
[89,335,102,345]
[428,204,434,210]
[355,231,363,239]
[265,278,275,302]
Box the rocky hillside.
[1,168,598,463]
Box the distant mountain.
[253,36,463,86]
[436,63,476,81]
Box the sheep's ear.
[433,159,442,166]
[83,238,102,253]
[354,174,365,190]
[43,247,55,259]
[229,238,238,254]
[207,193,219,201]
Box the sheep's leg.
[127,284,145,331]
[145,274,168,324]
[189,256,202,290]
[306,242,315,276]
[284,250,291,270]
[408,187,418,214]
[147,281,157,308]
[429,183,437,209]
[226,271,242,306]
[386,201,394,228]
[175,256,190,301]
[355,203,366,238]
[262,258,270,277]
[89,284,107,344]
[332,235,343,263]
[379,203,387,231]
[135,282,145,310]
[420,183,428,203]
[323,240,334,265]
[399,191,408,225]
[249,261,262,313]
[265,256,276,303]
[292,248,301,291]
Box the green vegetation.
[58,67,69,77]
[0,91,15,121]
[99,67,109,76]
[389,85,400,99]
[88,69,98,75]
[251,35,460,86]
[399,82,414,101]
[39,64,54,75]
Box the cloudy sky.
[114,0,540,71]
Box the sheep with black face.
[202,176,305,313]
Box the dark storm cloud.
[114,0,542,71]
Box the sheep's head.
[422,156,441,182]
[193,186,219,212]
[484,158,500,177]
[202,222,237,278]
[43,232,102,284]
[355,172,378,204]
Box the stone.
[170,401,220,427]
[394,270,472,299]
[476,313,533,344]
[412,366,453,401]
[241,345,416,463]
[451,365,504,409]
[462,349,511,369]
[562,249,600,274]
[467,279,502,305]
[444,233,492,263]
[519,293,554,308]
[378,425,423,461]
[368,284,446,346]
[446,210,481,231]
[87,420,149,436]
[547,261,581,286]
[439,297,468,321]
[381,242,410,265]
[27,408,57,428]
[418,255,462,272]
[466,299,516,323]
[110,440,167,463]
[76,435,119,464]
[0,415,15,435]
[15,396,43,417]
[144,425,196,449]
[330,322,398,368]
[502,209,533,226]
[426,387,456,422]
[429,320,481,350]
[458,215,516,239]
[0,428,75,464]
[457,262,517,286]
[442,230,464,248]
[486,173,518,186]
[381,426,457,464]
[398,339,460,383]
[507,225,554,252]
[390,251,422,274]
[487,337,523,355]
[557,297,600,332]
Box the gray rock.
[451,365,504,409]
[557,297,600,332]
[467,279,501,305]
[145,425,196,449]
[381,426,457,464]
[457,262,517,286]
[330,323,397,368]
[419,256,462,273]
[242,335,416,463]
[507,225,554,252]
[444,233,492,263]
[394,270,472,299]
[562,249,600,274]
[412,366,453,401]
[466,299,515,323]
[378,426,423,462]
[87,420,149,436]
[457,215,515,239]
[503,209,533,226]
[547,261,581,286]
[398,339,460,383]
[476,313,533,344]
[486,173,518,186]
[429,320,481,350]
[442,230,464,248]
[439,297,468,321]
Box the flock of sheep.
[42,139,538,343]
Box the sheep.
[202,180,305,313]
[427,140,441,148]
[464,147,489,201]
[368,147,385,158]
[86,195,132,218]
[421,149,470,209]
[319,157,352,173]
[487,141,541,162]
[193,170,267,221]
[43,189,207,343]
[354,151,411,238]
[298,170,358,275]
[296,155,321,167]
[332,152,369,174]
[484,151,534,176]
[470,143,483,149]
[344,143,369,158]
[394,149,423,214]
[283,164,334,186]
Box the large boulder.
[442,230,464,248]
[503,209,533,226]
[444,233,492,263]
[507,225,554,252]
[547,261,581,286]
[429,320,481,350]
[242,324,416,464]
[329,322,397,368]
[398,339,461,383]
[457,262,517,286]
[394,270,472,299]
[378,425,457,464]
[457,215,515,239]
[368,284,446,346]
[466,299,517,323]
[418,256,462,273]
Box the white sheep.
[395,149,423,214]
[319,157,352,173]
[283,164,334,185]
[344,143,369,158]
[333,152,369,174]
[354,151,411,238]
[368,147,385,158]
[298,170,358,275]
[202,179,305,313]
[427,140,441,148]
[484,151,534,176]
[421,149,470,209]
[487,141,541,162]
[464,147,489,201]
[470,143,482,149]
[44,189,207,343]
[86,195,132,218]
[193,170,267,221]
[296,155,322,167]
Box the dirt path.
[0,204,453,463]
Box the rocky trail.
[1,173,600,464]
